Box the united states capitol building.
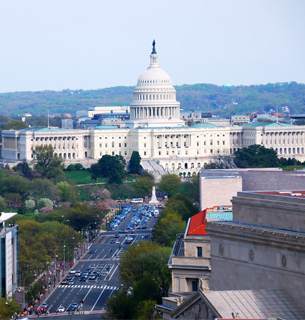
[2,42,305,173]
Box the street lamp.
[86,222,97,243]
[23,274,36,309]
[63,237,75,273]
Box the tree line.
[1,82,305,117]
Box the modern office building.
[0,212,18,299]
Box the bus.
[130,198,144,204]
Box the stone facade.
[3,44,305,170]
[169,234,211,294]
[206,191,305,311]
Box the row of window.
[138,79,170,84]
[137,94,174,101]
[99,143,127,148]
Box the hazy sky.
[1,0,304,93]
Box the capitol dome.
[136,67,173,88]
[127,41,184,129]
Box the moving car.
[89,272,97,280]
[68,280,74,285]
[65,275,73,281]
[125,236,133,244]
[114,234,119,238]
[89,249,95,254]
[75,270,81,277]
[69,269,76,274]
[79,276,86,281]
[57,305,65,313]
[61,279,68,285]
[71,302,78,311]
[110,239,115,244]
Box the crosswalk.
[58,284,118,290]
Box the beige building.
[168,210,211,295]
[159,190,305,319]
[207,190,305,311]
[2,43,305,171]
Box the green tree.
[165,194,198,221]
[2,120,28,130]
[129,151,141,174]
[106,292,135,320]
[56,181,76,202]
[66,202,100,232]
[135,300,160,320]
[234,144,280,168]
[37,198,53,208]
[33,145,65,180]
[158,174,181,197]
[0,174,30,200]
[0,197,7,212]
[179,174,200,204]
[4,193,22,211]
[13,160,33,179]
[0,297,20,320]
[153,211,186,246]
[31,179,59,201]
[120,241,171,294]
[24,199,36,211]
[134,176,154,198]
[91,154,126,184]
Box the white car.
[69,269,76,274]
[57,305,65,313]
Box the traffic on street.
[40,203,160,316]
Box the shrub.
[38,198,53,209]
[25,199,36,211]
[74,163,84,171]
[66,164,75,171]
[39,206,53,213]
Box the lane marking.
[90,286,106,311]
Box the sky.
[0,0,304,93]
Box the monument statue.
[149,186,159,205]
[151,39,157,54]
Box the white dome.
[137,68,173,87]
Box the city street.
[39,203,157,317]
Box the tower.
[126,41,184,128]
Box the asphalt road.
[39,203,157,317]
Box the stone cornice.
[206,222,305,250]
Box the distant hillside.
[1,82,305,117]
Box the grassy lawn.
[65,170,105,185]
[281,165,305,171]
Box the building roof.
[242,122,292,127]
[251,190,305,199]
[187,206,233,236]
[22,127,66,132]
[0,212,18,224]
[191,123,218,128]
[204,290,305,320]
[187,210,208,236]
[94,125,119,130]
